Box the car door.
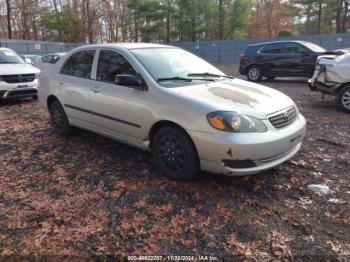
[283,43,314,76]
[90,49,144,143]
[57,49,96,129]
[258,43,285,76]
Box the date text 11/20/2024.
[127,255,219,261]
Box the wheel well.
[47,95,58,110]
[149,120,199,159]
[245,64,261,74]
[339,82,350,92]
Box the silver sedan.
[39,43,307,180]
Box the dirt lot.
[0,64,349,260]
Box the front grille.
[268,107,297,129]
[1,74,35,83]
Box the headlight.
[35,73,40,79]
[207,111,267,133]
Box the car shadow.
[261,78,308,84]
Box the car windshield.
[302,42,326,53]
[130,48,228,86]
[0,50,25,64]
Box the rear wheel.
[153,126,200,181]
[247,65,262,82]
[337,85,350,113]
[49,100,74,135]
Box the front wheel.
[153,126,200,181]
[337,86,350,113]
[49,100,75,135]
[247,65,263,82]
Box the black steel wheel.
[49,100,74,135]
[153,126,199,181]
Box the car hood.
[169,78,295,119]
[0,63,40,75]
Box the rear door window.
[260,43,284,54]
[60,50,95,79]
[96,50,136,84]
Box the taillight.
[240,53,245,60]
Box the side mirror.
[114,74,144,89]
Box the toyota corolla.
[39,43,307,180]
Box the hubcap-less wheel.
[51,105,65,128]
[49,100,74,135]
[158,135,185,172]
[341,90,350,110]
[153,126,200,180]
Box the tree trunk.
[5,0,11,39]
[317,0,322,34]
[166,0,170,43]
[218,0,223,40]
[179,0,183,41]
[341,0,349,33]
[134,9,138,42]
[191,0,195,42]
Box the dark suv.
[239,41,328,81]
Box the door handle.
[58,81,64,85]
[92,86,101,93]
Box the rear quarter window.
[244,45,262,54]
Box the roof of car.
[247,40,311,47]
[0,47,13,51]
[44,52,66,56]
[76,43,177,50]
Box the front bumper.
[189,114,307,176]
[0,80,38,100]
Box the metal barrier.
[0,39,80,55]
[173,32,350,63]
[1,32,349,62]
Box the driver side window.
[96,50,136,84]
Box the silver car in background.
[33,52,66,72]
[39,43,306,180]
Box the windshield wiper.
[187,72,233,79]
[157,76,192,82]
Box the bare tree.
[5,0,11,39]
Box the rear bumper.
[239,63,247,75]
[189,114,307,176]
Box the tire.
[49,100,74,135]
[152,126,200,181]
[247,65,263,82]
[337,85,350,113]
[266,76,275,81]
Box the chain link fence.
[174,32,350,63]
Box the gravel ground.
[0,64,349,260]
